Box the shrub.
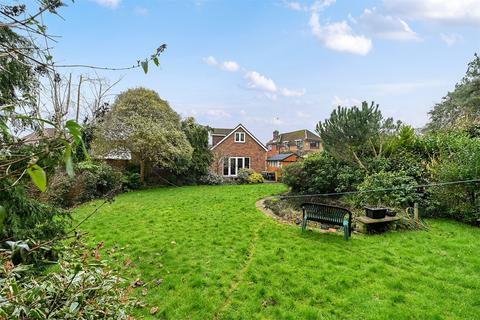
[198,172,224,185]
[46,161,123,207]
[281,152,365,194]
[248,172,264,184]
[237,168,255,183]
[280,162,305,192]
[237,168,263,184]
[351,171,420,208]
[0,181,70,241]
[0,240,136,319]
[123,172,142,190]
[427,133,480,224]
[80,162,123,200]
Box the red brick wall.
[212,135,225,147]
[267,140,324,156]
[211,128,266,174]
[267,144,278,158]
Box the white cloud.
[311,0,336,12]
[309,11,372,55]
[203,56,218,66]
[205,56,305,98]
[245,71,278,92]
[244,71,306,98]
[440,33,463,46]
[359,8,421,41]
[93,0,121,9]
[280,88,306,97]
[283,1,306,11]
[384,0,480,25]
[204,56,240,72]
[331,96,361,107]
[221,61,240,72]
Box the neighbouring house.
[210,124,267,177]
[22,128,57,145]
[266,152,301,180]
[95,147,132,170]
[266,129,322,157]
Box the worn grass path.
[74,184,480,319]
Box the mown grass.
[74,184,480,319]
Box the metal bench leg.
[343,220,349,241]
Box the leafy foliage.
[316,101,400,171]
[237,168,264,184]
[0,26,37,108]
[350,171,421,208]
[94,88,193,182]
[427,132,480,224]
[281,152,365,194]
[0,180,70,241]
[427,53,480,136]
[180,117,213,180]
[46,161,123,208]
[0,240,135,319]
[198,172,224,185]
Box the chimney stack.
[273,130,279,140]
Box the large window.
[310,141,320,149]
[222,157,251,176]
[235,132,245,143]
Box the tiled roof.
[267,129,320,144]
[96,147,132,160]
[23,128,57,144]
[211,128,233,135]
[267,153,296,161]
[210,124,268,151]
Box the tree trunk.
[140,159,145,183]
[75,75,83,123]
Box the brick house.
[266,129,322,157]
[210,124,267,177]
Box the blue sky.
[45,0,480,142]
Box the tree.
[316,101,400,171]
[427,53,480,135]
[0,26,37,109]
[94,88,193,182]
[181,117,212,180]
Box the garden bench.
[301,203,352,240]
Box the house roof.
[211,128,233,136]
[210,123,268,151]
[267,129,321,145]
[23,128,57,144]
[95,147,132,160]
[267,153,297,161]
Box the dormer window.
[235,132,245,143]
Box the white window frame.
[234,132,246,143]
[267,160,282,168]
[222,156,251,177]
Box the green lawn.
[74,184,480,319]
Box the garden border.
[255,196,297,225]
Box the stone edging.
[255,196,295,225]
